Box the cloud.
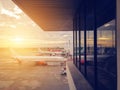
[0,22,5,26]
[14,6,22,14]
[9,25,16,28]
[1,8,20,19]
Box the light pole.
[68,40,70,54]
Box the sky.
[0,0,73,50]
[0,0,115,55]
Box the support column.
[117,0,120,89]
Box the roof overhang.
[12,0,116,31]
[12,0,79,31]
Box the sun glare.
[12,37,24,43]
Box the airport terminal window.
[73,28,77,65]
[83,0,96,87]
[97,20,117,90]
[73,0,117,90]
[80,31,85,74]
[79,4,86,75]
[76,14,80,68]
[86,31,95,87]
[73,16,78,66]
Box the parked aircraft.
[10,48,67,64]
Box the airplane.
[10,48,67,65]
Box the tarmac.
[0,59,69,90]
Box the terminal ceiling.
[12,0,115,31]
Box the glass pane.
[86,31,95,87]
[97,20,117,90]
[81,31,85,74]
[73,30,77,64]
[79,4,85,74]
[86,0,95,87]
[76,13,80,68]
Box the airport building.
[12,0,119,90]
[73,1,116,90]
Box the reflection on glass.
[79,20,117,90]
[73,30,77,64]
[86,30,95,87]
[97,20,117,90]
[81,31,85,74]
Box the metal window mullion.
[73,18,75,64]
[84,0,87,77]
[93,0,98,89]
[79,12,81,71]
[75,15,78,67]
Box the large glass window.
[73,24,77,65]
[97,20,117,90]
[86,31,95,87]
[73,0,117,90]
[81,31,85,74]
[85,0,96,87]
[79,4,86,75]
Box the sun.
[12,37,24,43]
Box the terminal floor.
[0,60,69,90]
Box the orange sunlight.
[9,37,26,47]
[12,37,24,43]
